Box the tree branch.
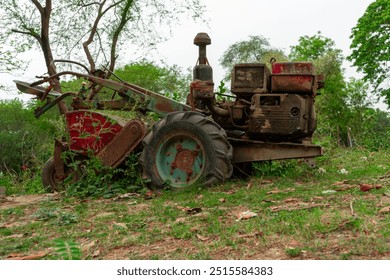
[109,0,134,73]
[11,28,42,45]
[82,0,125,71]
[83,0,107,71]
[30,0,44,14]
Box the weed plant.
[66,153,147,198]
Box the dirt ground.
[1,191,389,260]
[0,193,59,210]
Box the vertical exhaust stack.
[192,33,214,99]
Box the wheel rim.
[46,167,69,191]
[155,132,206,188]
[42,158,79,192]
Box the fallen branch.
[350,198,356,217]
[6,251,47,260]
[269,203,330,212]
[266,188,295,195]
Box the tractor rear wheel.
[140,111,233,189]
[41,157,79,192]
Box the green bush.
[0,99,59,173]
[66,153,147,198]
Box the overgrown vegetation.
[0,99,62,195]
[66,154,147,199]
[1,148,389,260]
[0,99,59,174]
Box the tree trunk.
[336,125,342,146]
[347,127,353,147]
[39,1,67,114]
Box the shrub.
[0,99,59,173]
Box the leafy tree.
[343,78,372,146]
[342,78,390,149]
[0,0,205,111]
[61,60,191,102]
[115,60,191,102]
[357,108,390,150]
[290,32,336,61]
[345,78,373,110]
[348,0,390,106]
[289,33,349,145]
[219,35,287,80]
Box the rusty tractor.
[14,32,323,191]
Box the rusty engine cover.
[228,62,317,142]
[248,93,316,141]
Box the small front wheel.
[41,157,79,192]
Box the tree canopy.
[0,0,205,79]
[289,33,350,144]
[0,0,204,113]
[290,32,340,62]
[219,35,287,80]
[115,60,191,102]
[348,0,390,105]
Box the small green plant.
[253,160,302,178]
[285,247,302,257]
[31,208,79,225]
[56,212,79,225]
[66,153,146,198]
[31,208,59,221]
[216,80,227,94]
[53,239,82,260]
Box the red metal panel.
[66,111,123,154]
[271,75,314,93]
[272,62,314,75]
[271,62,315,93]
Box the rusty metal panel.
[231,64,270,97]
[97,119,147,167]
[271,75,314,93]
[271,62,315,94]
[191,79,215,99]
[272,62,315,75]
[14,80,61,97]
[248,93,316,140]
[230,138,323,163]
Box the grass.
[0,147,389,260]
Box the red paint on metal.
[272,62,314,75]
[66,111,122,154]
[271,75,314,93]
[271,62,315,93]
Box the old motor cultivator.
[15,33,323,191]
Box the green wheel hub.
[156,132,206,187]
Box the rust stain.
[173,150,195,173]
